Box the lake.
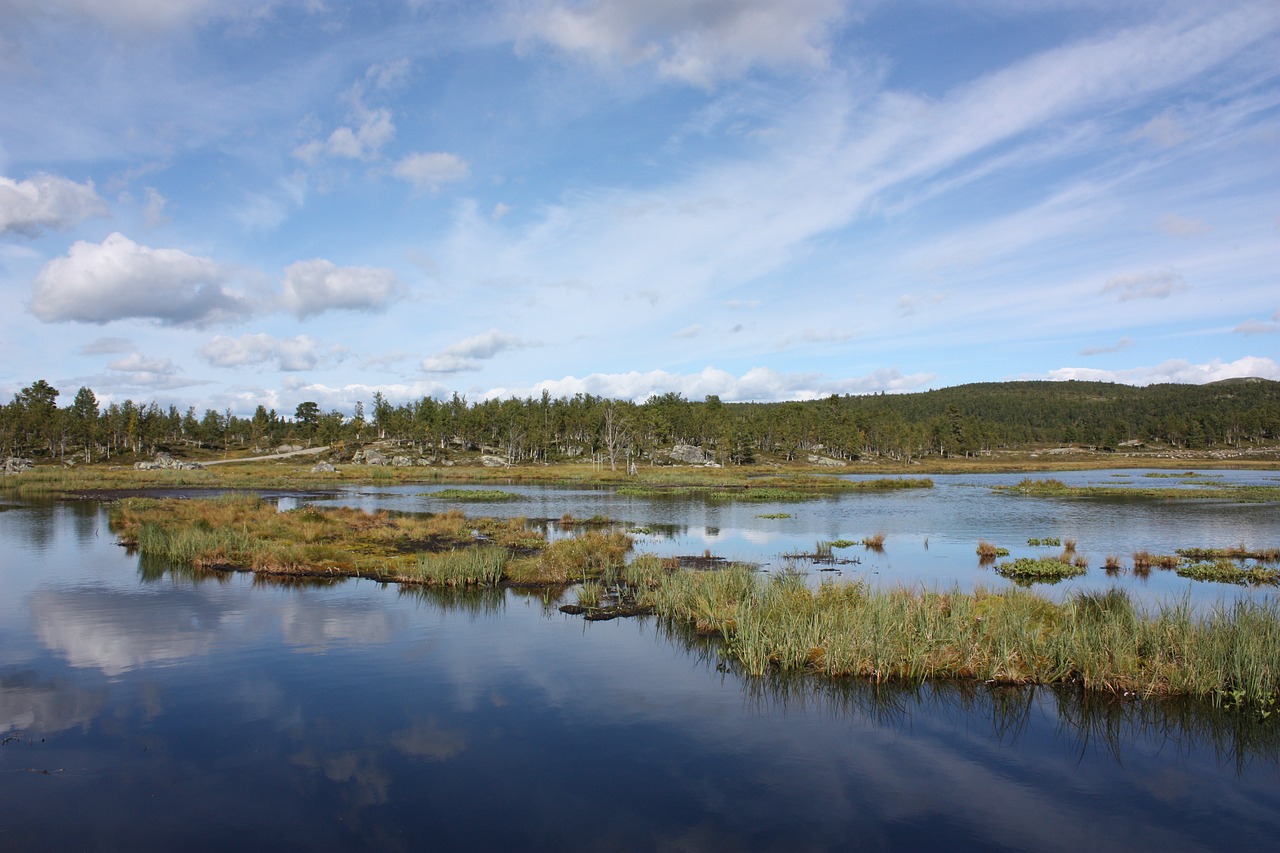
[2,469,1278,850]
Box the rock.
[807,454,847,467]
[481,455,508,468]
[391,456,414,467]
[312,462,337,473]
[3,457,34,476]
[135,452,203,471]
[275,444,303,454]
[668,444,708,464]
[358,450,388,466]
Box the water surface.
[2,474,1278,850]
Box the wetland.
[2,466,1279,849]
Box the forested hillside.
[3,378,1277,465]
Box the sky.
[1,0,1277,417]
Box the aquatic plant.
[420,489,523,501]
[862,533,886,551]
[994,557,1086,583]
[648,571,1280,710]
[976,540,1009,559]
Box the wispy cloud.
[1101,270,1189,302]
[1079,336,1133,356]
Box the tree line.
[3,378,1277,465]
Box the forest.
[3,377,1278,466]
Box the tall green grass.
[648,569,1280,709]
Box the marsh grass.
[862,532,887,551]
[409,546,508,586]
[648,571,1280,708]
[111,494,536,582]
[976,540,1009,559]
[505,529,632,584]
[997,478,1280,503]
[420,489,523,502]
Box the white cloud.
[1047,356,1280,385]
[104,351,190,388]
[1079,336,1133,356]
[294,107,395,164]
[30,232,250,326]
[491,202,512,221]
[488,365,935,403]
[281,259,403,319]
[200,333,322,371]
[0,173,107,236]
[511,0,847,87]
[1101,269,1189,302]
[421,328,528,374]
[672,324,701,339]
[392,152,470,192]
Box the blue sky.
[1,0,1277,416]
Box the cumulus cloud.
[30,232,250,326]
[200,333,322,371]
[294,61,407,165]
[1047,356,1280,385]
[1079,336,1133,356]
[392,152,470,192]
[294,108,395,164]
[511,0,847,87]
[420,328,529,374]
[1101,269,1189,302]
[281,259,403,319]
[0,173,107,236]
[104,351,191,388]
[487,365,935,403]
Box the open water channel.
[2,469,1278,850]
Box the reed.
[409,546,507,587]
[505,529,632,584]
[648,570,1280,708]
[976,540,1008,559]
[862,532,886,551]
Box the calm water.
[2,470,1278,850]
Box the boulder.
[3,457,34,476]
[391,456,414,467]
[480,455,508,468]
[668,444,708,464]
[311,461,337,473]
[807,454,847,467]
[135,452,204,471]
